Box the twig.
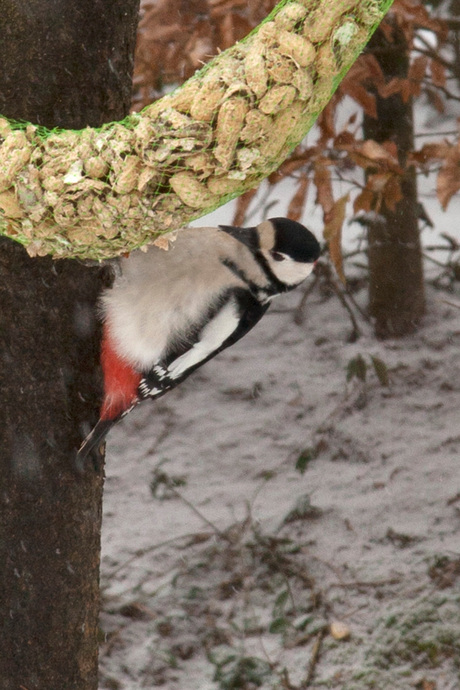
[170,486,228,539]
[321,262,363,340]
[279,668,298,689]
[424,245,459,251]
[413,35,453,70]
[330,279,361,342]
[344,287,370,323]
[423,252,451,268]
[439,297,460,309]
[414,129,459,138]
[108,530,213,577]
[301,627,326,688]
[296,261,363,339]
[294,273,319,324]
[445,17,460,29]
[424,79,460,103]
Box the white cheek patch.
[273,258,315,286]
[167,300,240,379]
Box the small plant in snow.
[149,459,187,500]
[209,648,273,689]
[346,353,390,387]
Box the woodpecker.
[77,218,320,462]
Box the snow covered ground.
[98,98,460,688]
[99,273,460,689]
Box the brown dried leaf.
[314,161,333,217]
[349,53,385,86]
[377,77,405,100]
[343,81,377,119]
[437,150,460,210]
[409,55,428,86]
[275,150,314,180]
[360,140,399,167]
[323,194,348,240]
[430,58,446,88]
[324,194,348,284]
[287,175,309,221]
[334,130,356,149]
[382,176,403,212]
[401,78,415,103]
[415,141,451,162]
[393,0,447,39]
[353,188,374,214]
[427,87,445,114]
[318,100,338,144]
[367,172,392,193]
[232,187,258,226]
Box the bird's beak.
[218,225,259,252]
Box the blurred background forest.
[132,0,460,338]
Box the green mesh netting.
[0,0,393,259]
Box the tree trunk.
[363,22,425,338]
[0,1,139,688]
[448,0,460,88]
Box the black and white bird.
[77,218,321,461]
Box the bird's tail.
[76,326,141,467]
[76,418,116,465]
[76,398,138,467]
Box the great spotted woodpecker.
[77,218,320,461]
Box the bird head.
[219,217,321,288]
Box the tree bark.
[0,1,139,688]
[363,22,425,338]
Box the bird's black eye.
[270,251,286,262]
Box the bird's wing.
[76,291,268,464]
[138,289,269,399]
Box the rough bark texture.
[0,1,140,688]
[0,0,138,129]
[363,22,425,338]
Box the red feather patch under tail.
[100,325,141,421]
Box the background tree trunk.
[363,22,425,338]
[0,1,140,688]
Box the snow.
[99,101,460,689]
[99,278,460,688]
